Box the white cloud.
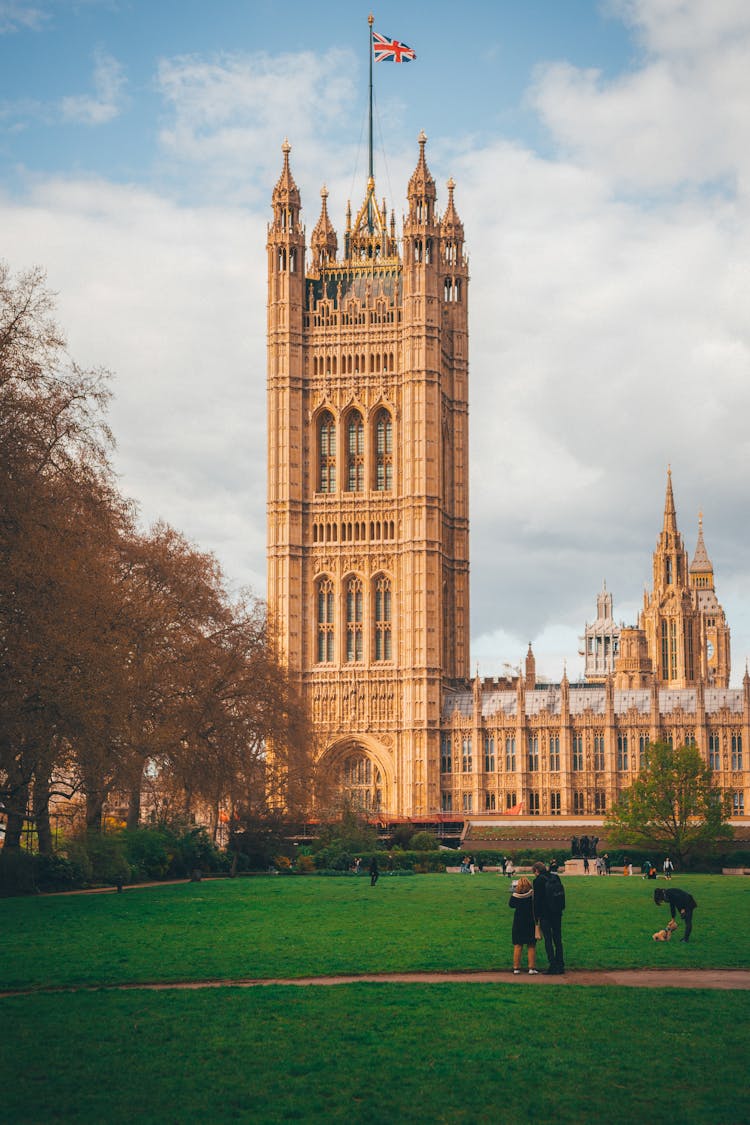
[0,177,267,596]
[0,1,47,34]
[154,48,358,200]
[60,48,127,125]
[532,1,750,195]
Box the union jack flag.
[372,31,417,63]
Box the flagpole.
[368,13,374,182]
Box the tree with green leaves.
[605,741,733,866]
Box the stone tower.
[689,512,730,687]
[266,136,469,816]
[640,469,723,688]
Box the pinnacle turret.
[407,131,436,224]
[271,139,301,213]
[311,185,338,270]
[440,177,464,240]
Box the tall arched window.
[316,577,335,662]
[319,412,336,493]
[346,411,364,492]
[346,576,363,662]
[374,409,393,491]
[374,575,392,661]
[339,752,382,811]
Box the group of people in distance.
[509,859,697,974]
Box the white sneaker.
[513,969,521,974]
[528,969,539,975]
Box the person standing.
[654,887,697,942]
[663,857,673,879]
[369,856,379,886]
[509,876,539,974]
[532,860,566,975]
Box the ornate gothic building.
[266,139,748,824]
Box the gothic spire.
[690,511,713,575]
[662,465,678,537]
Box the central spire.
[662,465,678,536]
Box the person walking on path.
[509,876,539,974]
[369,856,379,886]
[532,860,566,974]
[654,887,697,941]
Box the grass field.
[3,874,749,1123]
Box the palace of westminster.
[266,135,749,825]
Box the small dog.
[652,919,678,942]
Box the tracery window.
[339,752,382,811]
[594,733,605,771]
[709,733,721,771]
[639,734,649,768]
[549,736,560,772]
[527,735,539,771]
[375,409,393,491]
[319,411,336,493]
[617,734,628,771]
[732,733,743,770]
[374,575,392,661]
[316,577,335,663]
[505,736,516,772]
[345,576,363,662]
[572,734,583,771]
[346,411,364,492]
[440,733,452,774]
[484,734,495,773]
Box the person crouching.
[509,876,539,975]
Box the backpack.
[545,871,566,914]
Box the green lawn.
[3,985,748,1124]
[2,873,747,989]
[3,874,749,1124]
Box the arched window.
[319,411,336,493]
[346,576,363,662]
[339,752,382,811]
[374,409,393,491]
[316,577,335,663]
[374,575,392,661]
[346,411,364,492]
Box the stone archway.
[319,737,393,815]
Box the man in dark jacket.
[654,887,697,941]
[533,861,565,974]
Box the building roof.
[443,684,744,722]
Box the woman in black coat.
[509,876,539,974]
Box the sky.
[1,0,749,684]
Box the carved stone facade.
[267,136,469,817]
[266,141,747,823]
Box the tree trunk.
[127,782,142,830]
[3,782,29,850]
[86,789,104,832]
[33,775,53,855]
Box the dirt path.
[3,968,748,998]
